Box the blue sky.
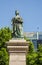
[0,0,42,32]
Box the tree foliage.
[0,48,9,65]
[26,39,37,65]
[37,44,42,65]
[0,27,11,65]
[26,38,42,65]
[0,27,11,48]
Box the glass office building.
[24,32,42,51]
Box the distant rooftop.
[24,32,42,40]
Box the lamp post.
[37,27,39,40]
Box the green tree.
[26,38,37,65]
[0,27,12,65]
[0,27,12,48]
[26,37,42,65]
[0,48,9,65]
[37,44,42,65]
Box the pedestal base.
[6,39,29,65]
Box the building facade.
[24,32,42,51]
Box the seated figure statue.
[12,10,23,38]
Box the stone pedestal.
[6,39,29,65]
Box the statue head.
[15,10,19,16]
[14,10,23,23]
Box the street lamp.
[37,27,39,40]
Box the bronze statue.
[11,10,23,38]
